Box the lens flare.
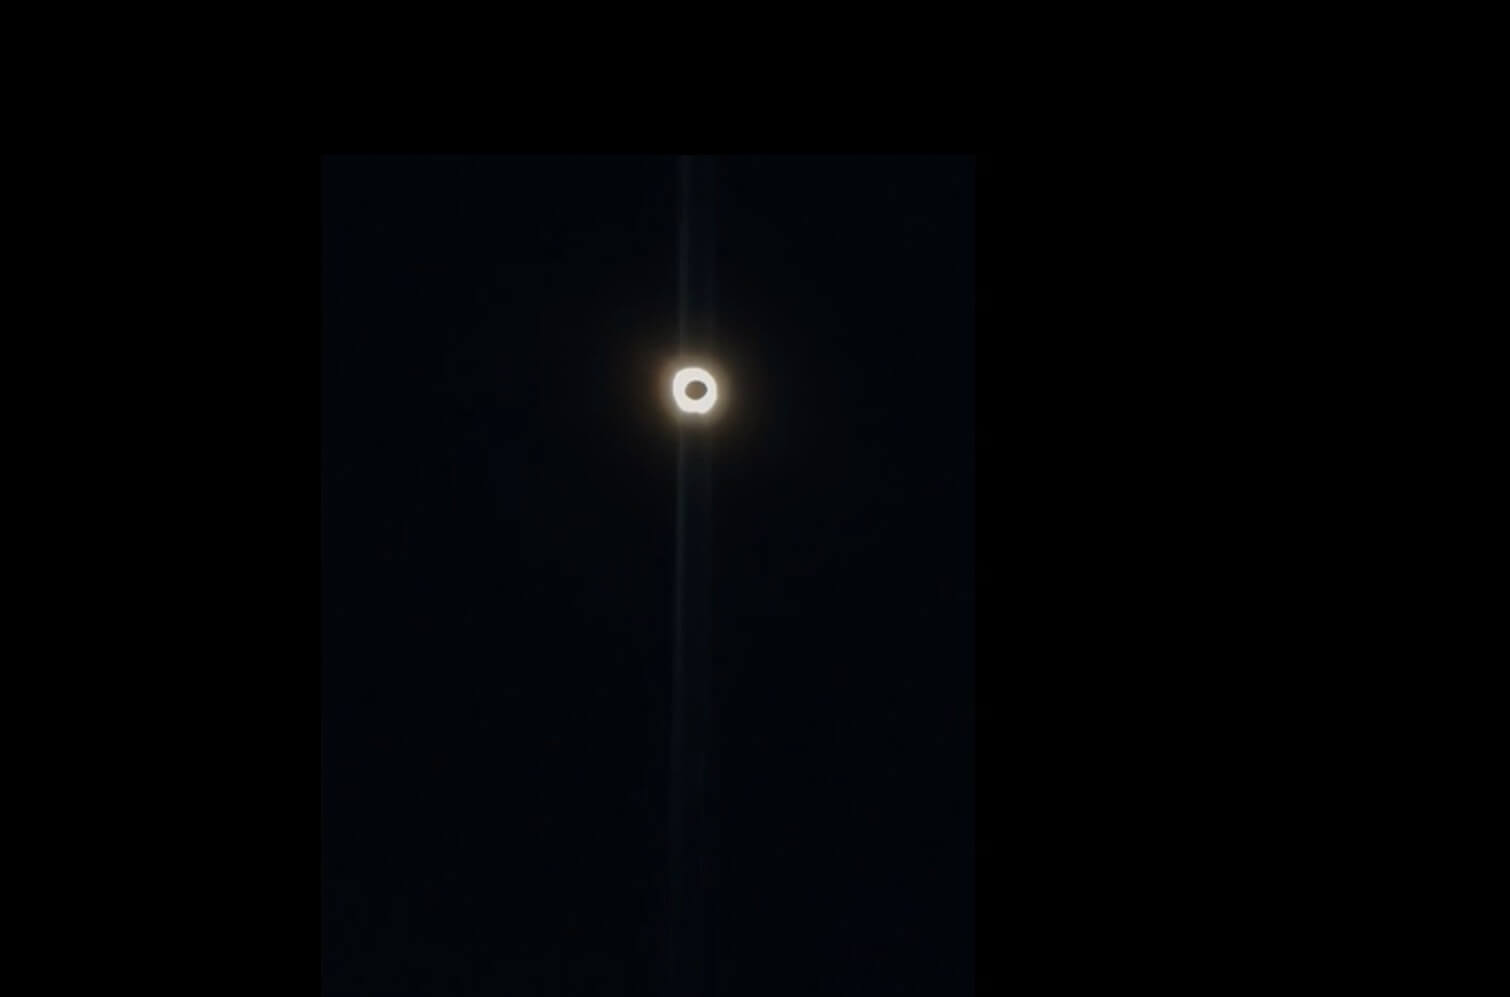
[672,367,718,414]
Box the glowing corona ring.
[672,367,718,415]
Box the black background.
[321,155,973,994]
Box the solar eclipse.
[672,367,718,415]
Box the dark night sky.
[321,155,974,995]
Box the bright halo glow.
[672,367,718,414]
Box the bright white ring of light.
[672,367,718,414]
